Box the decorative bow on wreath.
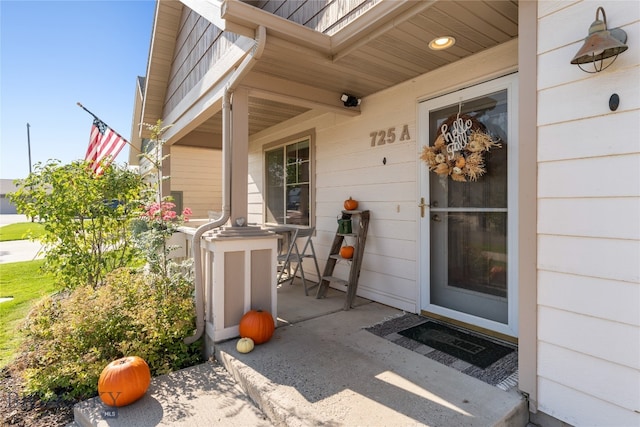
[420,114,501,182]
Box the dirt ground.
[0,366,74,427]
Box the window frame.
[263,129,315,227]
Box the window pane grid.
[266,139,311,225]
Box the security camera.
[341,93,361,107]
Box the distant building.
[0,179,18,214]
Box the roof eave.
[220,0,331,54]
[140,0,183,139]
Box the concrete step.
[215,302,528,427]
[73,301,528,427]
[73,362,272,426]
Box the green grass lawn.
[0,259,56,369]
[0,222,45,242]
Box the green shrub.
[9,160,146,290]
[19,268,202,401]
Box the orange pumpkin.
[239,309,275,344]
[340,245,355,259]
[98,356,151,407]
[344,197,359,211]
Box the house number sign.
[370,124,411,147]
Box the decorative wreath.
[420,114,501,182]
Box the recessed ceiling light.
[428,36,456,50]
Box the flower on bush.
[141,201,192,226]
[131,200,193,276]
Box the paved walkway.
[74,284,528,426]
[0,214,30,226]
[0,215,44,264]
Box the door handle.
[418,197,429,218]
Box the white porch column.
[230,87,249,223]
[161,144,171,201]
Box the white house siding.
[248,40,518,313]
[169,146,222,218]
[537,1,640,425]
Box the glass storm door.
[418,75,518,338]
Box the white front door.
[418,74,518,338]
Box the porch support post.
[230,86,249,223]
[161,144,171,202]
[517,0,538,412]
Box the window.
[265,137,312,225]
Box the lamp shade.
[571,7,628,72]
[571,29,628,65]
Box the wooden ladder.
[316,210,370,310]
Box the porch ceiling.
[160,0,518,148]
[187,97,310,148]
[248,0,517,97]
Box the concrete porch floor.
[73,280,528,426]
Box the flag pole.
[26,123,32,175]
[76,102,141,154]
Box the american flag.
[85,118,128,175]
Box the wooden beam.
[159,39,253,142]
[175,130,222,149]
[242,72,360,116]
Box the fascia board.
[221,0,331,54]
[178,0,258,37]
[141,0,182,137]
[331,0,438,61]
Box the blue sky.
[0,0,156,180]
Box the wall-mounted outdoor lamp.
[571,6,628,73]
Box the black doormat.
[366,314,518,389]
[398,321,514,369]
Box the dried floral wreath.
[420,114,501,182]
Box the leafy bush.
[18,268,202,401]
[9,160,146,289]
[12,121,203,403]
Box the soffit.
[165,0,518,147]
[243,0,518,98]
[197,97,310,136]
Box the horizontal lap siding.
[170,146,222,218]
[249,41,517,313]
[539,342,639,415]
[313,91,418,311]
[538,360,640,426]
[538,271,640,327]
[248,104,419,311]
[537,2,640,423]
